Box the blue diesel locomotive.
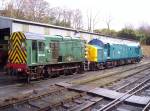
[86,38,142,70]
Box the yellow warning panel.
[86,44,98,62]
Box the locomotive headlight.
[85,47,88,51]
[85,44,89,58]
[17,68,22,72]
[21,42,25,47]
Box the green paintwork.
[26,35,85,66]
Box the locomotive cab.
[87,39,108,70]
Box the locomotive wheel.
[96,64,104,70]
[72,68,78,74]
[7,68,11,75]
[43,70,49,78]
[64,69,70,75]
[27,75,30,83]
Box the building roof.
[0,16,139,43]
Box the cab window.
[39,42,45,51]
[32,40,37,50]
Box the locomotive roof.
[98,36,140,46]
[24,32,81,40]
[24,31,139,46]
[89,39,104,47]
[24,32,46,40]
[89,38,140,46]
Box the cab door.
[50,41,59,62]
[32,40,38,64]
[38,41,45,63]
[45,43,52,62]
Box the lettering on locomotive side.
[38,54,46,56]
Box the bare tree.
[87,10,100,32]
[49,7,62,24]
[105,14,112,31]
[49,7,83,28]
[87,10,92,31]
[1,0,83,28]
[12,0,25,19]
[72,9,83,29]
[23,0,50,22]
[2,0,50,22]
[0,0,5,9]
[61,8,73,27]
[2,2,14,17]
[124,24,134,29]
[2,0,26,19]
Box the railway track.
[58,64,150,111]
[86,67,150,111]
[0,85,103,111]
[87,68,150,111]
[0,62,150,111]
[142,101,150,111]
[105,68,150,92]
[70,62,150,88]
[94,74,150,111]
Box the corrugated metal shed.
[0,16,139,46]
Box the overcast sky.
[46,0,150,30]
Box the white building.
[0,16,139,47]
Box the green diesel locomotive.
[7,32,85,81]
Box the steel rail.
[72,62,150,85]
[102,83,150,111]
[86,64,150,87]
[97,77,150,111]
[142,100,150,111]
[79,67,150,111]
[70,69,150,111]
[116,71,150,92]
